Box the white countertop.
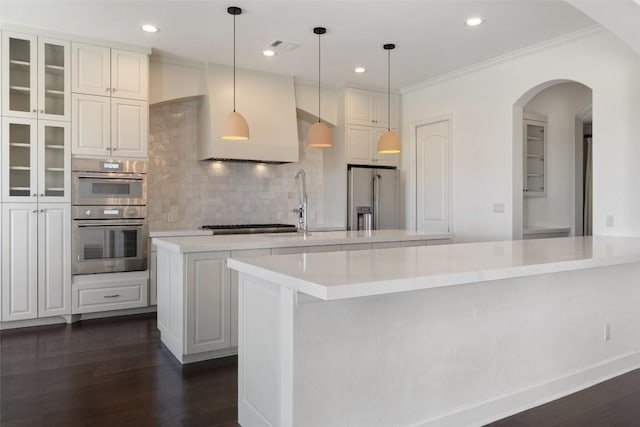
[152,229,453,253]
[227,236,640,301]
[149,229,213,238]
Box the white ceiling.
[0,0,596,90]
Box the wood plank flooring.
[1,314,640,426]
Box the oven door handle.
[75,172,145,181]
[76,223,145,228]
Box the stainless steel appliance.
[72,159,148,274]
[202,224,297,235]
[348,166,400,231]
[72,206,148,274]
[72,158,147,206]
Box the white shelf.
[527,173,543,177]
[9,186,30,191]
[10,59,30,67]
[46,187,64,191]
[45,64,64,72]
[527,154,543,159]
[10,143,31,148]
[10,166,31,171]
[45,144,64,150]
[9,85,30,93]
[527,136,542,141]
[46,168,64,172]
[45,89,64,96]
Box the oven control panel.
[73,206,147,220]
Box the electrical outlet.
[606,214,615,227]
[604,323,611,341]
[167,213,175,222]
[493,203,505,214]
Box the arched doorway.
[512,80,593,240]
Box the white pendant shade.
[221,111,250,140]
[377,130,401,154]
[307,121,333,148]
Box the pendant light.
[306,27,333,148]
[377,43,401,154]
[221,6,249,141]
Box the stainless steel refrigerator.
[347,166,400,231]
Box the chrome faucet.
[293,169,309,234]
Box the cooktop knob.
[85,209,92,216]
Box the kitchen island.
[153,230,452,363]
[227,236,640,427]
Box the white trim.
[401,25,603,94]
[0,306,157,330]
[404,350,640,427]
[149,53,206,69]
[0,23,152,54]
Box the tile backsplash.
[148,98,324,230]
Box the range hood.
[198,63,299,163]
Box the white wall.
[523,82,592,234]
[402,29,640,241]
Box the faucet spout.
[293,169,309,234]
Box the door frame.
[405,114,453,232]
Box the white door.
[37,120,70,202]
[347,89,374,126]
[38,204,71,317]
[2,118,38,203]
[347,125,373,164]
[416,120,451,232]
[111,98,148,158]
[72,93,111,156]
[111,49,148,100]
[71,42,110,96]
[2,203,38,321]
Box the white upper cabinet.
[71,42,149,158]
[346,88,399,129]
[72,43,148,100]
[346,125,399,167]
[2,118,70,203]
[2,32,70,121]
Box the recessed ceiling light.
[262,49,277,57]
[465,17,483,27]
[354,67,366,73]
[141,24,159,33]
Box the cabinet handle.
[103,294,120,299]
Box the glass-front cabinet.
[2,31,70,121]
[2,118,70,203]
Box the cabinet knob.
[113,148,117,151]
[39,110,44,113]
[32,193,37,197]
[112,88,116,92]
[105,88,110,93]
[32,109,37,113]
[40,193,44,197]
[106,147,110,151]
[32,209,37,213]
[40,209,44,213]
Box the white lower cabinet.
[1,203,70,321]
[157,239,455,364]
[72,271,148,314]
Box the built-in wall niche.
[523,118,546,196]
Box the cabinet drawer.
[72,279,148,314]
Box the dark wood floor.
[2,315,640,427]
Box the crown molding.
[401,25,604,94]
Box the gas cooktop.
[202,224,298,235]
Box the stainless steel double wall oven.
[71,159,148,275]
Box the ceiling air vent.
[267,39,301,52]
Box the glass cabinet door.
[2,32,38,118]
[2,119,38,202]
[38,38,70,121]
[38,121,70,202]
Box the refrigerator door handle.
[373,173,381,230]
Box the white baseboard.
[407,350,640,427]
[0,306,157,330]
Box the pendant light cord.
[233,13,237,112]
[318,31,321,124]
[387,48,391,131]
